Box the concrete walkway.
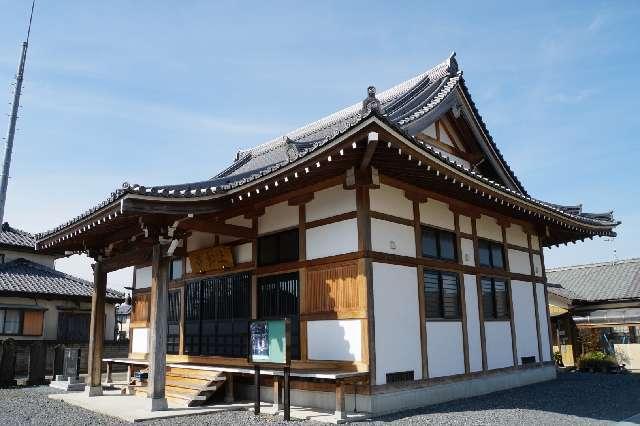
[49,389,368,423]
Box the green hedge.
[577,351,617,371]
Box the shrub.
[577,351,617,372]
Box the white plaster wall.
[306,185,356,222]
[508,249,532,275]
[307,319,362,361]
[306,219,358,260]
[233,242,253,264]
[187,230,217,252]
[531,235,540,251]
[485,321,514,370]
[3,249,55,268]
[476,215,502,242]
[461,238,475,266]
[258,201,298,235]
[464,274,483,372]
[369,184,413,220]
[131,327,149,353]
[532,254,543,277]
[418,199,455,231]
[225,214,252,228]
[371,219,415,257]
[511,281,539,363]
[459,215,472,235]
[505,224,528,248]
[426,322,465,378]
[135,266,152,289]
[372,262,422,384]
[536,283,551,361]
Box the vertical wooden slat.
[455,213,470,374]
[502,225,519,367]
[528,233,543,364]
[413,200,428,379]
[472,218,488,371]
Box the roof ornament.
[284,136,299,162]
[361,86,385,115]
[446,51,459,74]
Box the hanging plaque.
[188,245,234,273]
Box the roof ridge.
[219,53,459,176]
[547,257,640,272]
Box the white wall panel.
[531,235,540,251]
[371,219,415,257]
[369,184,413,220]
[135,266,151,289]
[233,242,253,264]
[306,219,358,260]
[533,254,543,277]
[131,328,149,353]
[418,199,455,230]
[426,322,465,378]
[307,320,362,361]
[511,281,539,363]
[464,274,483,372]
[461,238,475,266]
[225,214,252,228]
[187,230,216,252]
[459,215,472,234]
[476,215,502,242]
[505,224,528,248]
[372,263,422,384]
[306,185,356,222]
[508,249,532,275]
[536,283,552,361]
[485,321,514,370]
[258,201,298,235]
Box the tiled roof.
[0,222,36,249]
[35,53,620,241]
[0,258,124,301]
[547,258,640,302]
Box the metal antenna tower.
[0,0,36,223]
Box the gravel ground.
[1,371,639,425]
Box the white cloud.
[544,89,597,104]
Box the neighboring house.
[0,222,123,342]
[548,258,640,369]
[115,295,132,341]
[35,54,619,416]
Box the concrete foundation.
[239,365,556,416]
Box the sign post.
[248,319,291,420]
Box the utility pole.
[0,1,36,223]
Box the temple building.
[35,53,619,418]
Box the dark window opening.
[167,290,181,354]
[421,227,456,261]
[521,356,536,364]
[184,272,251,357]
[258,272,300,360]
[258,229,299,266]
[57,312,90,341]
[481,277,509,320]
[424,270,461,319]
[478,239,504,269]
[386,371,415,383]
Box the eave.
[36,115,618,254]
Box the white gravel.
[1,371,639,425]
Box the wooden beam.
[121,196,223,216]
[360,140,379,172]
[178,219,255,239]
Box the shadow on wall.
[374,371,640,423]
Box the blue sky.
[0,1,638,293]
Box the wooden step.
[166,368,225,381]
[134,367,226,407]
[166,377,220,391]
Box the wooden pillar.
[86,259,107,396]
[105,361,113,384]
[224,374,235,403]
[147,244,169,411]
[335,381,346,422]
[272,377,281,409]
